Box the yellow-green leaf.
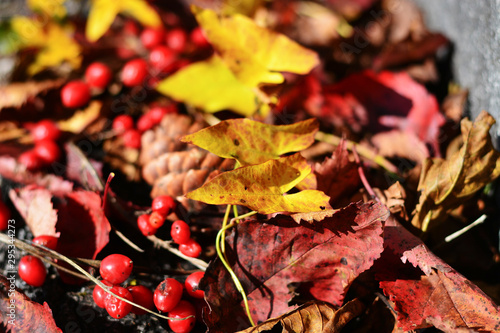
[186,153,331,214]
[28,0,67,18]
[193,6,319,87]
[412,111,500,231]
[181,118,318,165]
[86,0,161,42]
[156,56,258,116]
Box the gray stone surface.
[413,0,500,142]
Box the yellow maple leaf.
[181,118,318,165]
[11,17,82,75]
[27,0,67,18]
[86,0,161,42]
[156,55,258,116]
[186,153,331,214]
[193,6,319,87]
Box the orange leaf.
[186,153,331,214]
[181,118,319,166]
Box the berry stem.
[146,235,208,270]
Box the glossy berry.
[93,280,113,308]
[33,140,61,164]
[166,28,187,53]
[137,214,158,236]
[99,254,133,284]
[104,286,133,319]
[140,27,165,49]
[61,80,91,108]
[136,114,156,133]
[179,239,202,258]
[123,129,142,149]
[152,195,175,217]
[167,300,196,333]
[148,105,176,124]
[148,211,165,228]
[154,278,183,312]
[185,271,205,299]
[19,150,43,171]
[85,62,112,89]
[30,120,61,142]
[127,285,154,315]
[170,220,191,245]
[33,235,58,250]
[112,115,134,133]
[121,59,148,87]
[190,27,210,49]
[18,255,47,287]
[149,45,176,72]
[0,199,10,231]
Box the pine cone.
[140,114,235,210]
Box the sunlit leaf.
[0,79,64,110]
[28,0,67,18]
[57,101,101,133]
[193,6,319,87]
[181,118,318,165]
[411,111,500,231]
[186,153,331,214]
[156,56,258,116]
[86,0,161,42]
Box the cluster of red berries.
[111,104,177,149]
[18,235,58,287]
[137,195,202,258]
[0,198,11,231]
[93,253,204,332]
[19,120,62,171]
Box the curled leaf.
[181,118,319,165]
[186,153,331,214]
[412,111,500,231]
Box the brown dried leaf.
[0,79,64,110]
[289,209,339,224]
[237,299,364,333]
[371,130,429,163]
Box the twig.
[147,235,208,270]
[444,214,487,243]
[352,147,380,202]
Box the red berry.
[123,20,139,36]
[30,120,61,142]
[0,199,10,231]
[104,286,133,319]
[149,45,176,72]
[179,239,202,258]
[140,27,165,49]
[190,27,209,49]
[127,285,154,315]
[112,115,134,133]
[184,271,205,299]
[33,140,60,164]
[32,235,58,250]
[166,28,187,53]
[61,80,91,108]
[18,255,47,287]
[149,211,165,228]
[167,300,196,333]
[99,254,133,284]
[136,114,156,133]
[148,105,176,124]
[152,195,175,217]
[121,59,148,87]
[19,150,43,171]
[85,62,112,89]
[123,129,142,149]
[93,280,113,308]
[137,214,158,236]
[170,220,191,245]
[154,278,183,312]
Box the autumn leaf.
[57,101,102,133]
[28,0,66,18]
[181,118,319,165]
[412,111,500,231]
[193,6,319,87]
[0,276,60,333]
[9,186,59,238]
[0,79,64,110]
[156,56,258,116]
[186,153,331,214]
[376,216,500,331]
[86,0,161,42]
[10,17,82,75]
[237,299,365,333]
[199,202,388,331]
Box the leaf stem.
[215,223,256,327]
[315,131,401,177]
[147,235,208,270]
[221,205,232,254]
